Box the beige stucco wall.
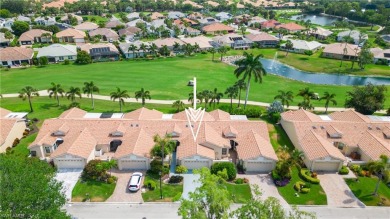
[29,144,44,158]
[0,120,26,153]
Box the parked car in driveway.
[128,172,143,192]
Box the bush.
[301,188,310,194]
[339,166,349,175]
[270,112,281,123]
[107,177,116,184]
[173,192,182,201]
[81,160,109,181]
[64,59,70,65]
[210,162,237,181]
[149,159,169,175]
[349,164,361,173]
[299,169,320,184]
[168,175,183,183]
[272,170,281,181]
[234,178,244,184]
[175,165,188,174]
[12,138,20,147]
[304,50,313,56]
[217,168,228,181]
[294,181,306,192]
[144,180,157,190]
[358,170,366,177]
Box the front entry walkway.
[181,174,200,200]
[55,169,82,202]
[106,170,144,203]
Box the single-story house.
[202,23,234,35]
[188,12,204,20]
[261,19,280,29]
[152,38,185,50]
[18,29,52,45]
[168,11,185,19]
[0,18,13,30]
[119,41,151,58]
[60,14,83,25]
[37,44,77,63]
[181,36,213,51]
[127,12,140,21]
[216,12,232,22]
[322,43,360,60]
[56,28,86,43]
[248,16,267,27]
[74,22,98,32]
[337,30,368,45]
[126,19,150,28]
[370,48,390,65]
[105,20,124,29]
[34,16,56,26]
[174,18,198,27]
[29,107,278,172]
[310,27,333,40]
[80,43,120,61]
[16,15,31,23]
[280,39,322,54]
[381,34,390,43]
[276,22,305,33]
[281,109,390,172]
[0,107,27,153]
[89,28,119,42]
[0,47,34,66]
[150,12,165,20]
[0,32,12,47]
[118,26,141,41]
[206,1,219,7]
[245,32,279,47]
[183,0,203,9]
[198,17,218,26]
[183,27,201,36]
[213,33,252,50]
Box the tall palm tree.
[173,42,181,54]
[289,149,304,168]
[298,87,314,100]
[48,82,65,106]
[18,86,39,112]
[319,92,337,114]
[218,46,228,61]
[284,40,293,57]
[200,90,211,109]
[188,92,194,105]
[110,87,130,112]
[139,43,148,58]
[193,43,200,53]
[234,79,246,108]
[172,100,185,112]
[134,88,151,106]
[128,44,137,59]
[210,88,223,109]
[225,86,238,113]
[83,81,99,110]
[149,43,158,56]
[66,86,81,103]
[234,52,267,109]
[209,47,216,61]
[274,90,294,108]
[367,155,389,196]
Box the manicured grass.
[277,167,327,205]
[141,174,183,202]
[81,15,108,24]
[72,179,116,202]
[225,182,252,203]
[10,133,37,157]
[345,177,390,206]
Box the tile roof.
[118,27,141,36]
[37,44,77,58]
[358,131,390,160]
[19,29,52,42]
[323,43,360,56]
[123,108,163,120]
[0,108,11,118]
[80,43,119,54]
[202,23,234,32]
[237,130,278,160]
[208,109,231,121]
[105,20,124,28]
[150,12,165,20]
[74,22,98,31]
[276,22,305,31]
[181,36,212,49]
[281,39,322,51]
[58,107,87,119]
[261,20,280,28]
[329,110,370,122]
[152,38,185,48]
[0,47,34,61]
[56,28,86,39]
[89,28,119,38]
[245,32,279,42]
[0,119,17,145]
[281,109,322,122]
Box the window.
[53,143,58,150]
[45,146,51,154]
[59,56,64,61]
[31,151,37,157]
[2,61,7,65]
[68,56,73,60]
[222,148,227,155]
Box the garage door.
[245,161,274,172]
[182,160,209,170]
[120,159,147,170]
[55,158,85,169]
[313,161,341,172]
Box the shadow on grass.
[299,57,309,61]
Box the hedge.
[299,169,320,184]
[349,164,361,173]
[338,166,349,175]
[301,188,310,194]
[294,181,306,192]
[210,162,237,181]
[144,180,157,190]
[168,175,183,184]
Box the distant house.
[381,34,390,43]
[260,20,280,29]
[74,22,98,32]
[18,29,52,45]
[80,43,120,61]
[248,16,267,26]
[118,26,141,41]
[310,27,333,40]
[188,12,204,20]
[322,43,360,60]
[16,15,31,23]
[337,30,368,45]
[215,12,232,22]
[197,17,218,26]
[119,41,151,58]
[127,12,140,21]
[184,27,201,36]
[181,36,213,51]
[276,22,305,33]
[168,11,185,19]
[150,12,165,20]
[56,28,86,43]
[89,28,119,42]
[245,32,279,47]
[126,19,150,28]
[370,48,390,65]
[0,18,14,30]
[37,44,77,63]
[202,23,234,35]
[213,33,252,50]
[183,0,203,9]
[206,1,219,7]
[0,47,34,66]
[280,39,322,54]
[34,16,56,26]
[173,18,198,27]
[0,107,27,153]
[0,32,12,47]
[152,38,185,51]
[105,20,124,29]
[60,14,83,25]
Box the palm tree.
[134,88,151,106]
[188,92,194,105]
[193,43,200,53]
[218,46,228,61]
[209,47,216,61]
[284,40,293,57]
[200,90,212,109]
[110,87,130,112]
[128,44,137,59]
[173,42,181,54]
[83,81,99,110]
[274,90,294,108]
[48,82,65,106]
[225,86,238,113]
[149,43,158,56]
[18,86,39,112]
[139,43,148,58]
[160,45,170,57]
[234,79,246,108]
[298,87,314,100]
[209,88,223,109]
[234,52,267,109]
[66,86,81,103]
[172,100,185,112]
[319,92,337,114]
[367,155,389,196]
[289,149,304,168]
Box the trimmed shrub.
[272,170,281,181]
[294,181,306,192]
[339,166,349,175]
[299,169,320,184]
[107,177,115,184]
[168,175,183,184]
[349,164,361,173]
[175,165,188,174]
[144,180,157,190]
[358,170,366,177]
[150,159,169,175]
[64,59,70,65]
[234,178,244,184]
[81,160,109,181]
[217,168,228,181]
[12,138,20,147]
[211,162,237,181]
[301,188,310,194]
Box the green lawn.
[225,182,252,203]
[345,177,390,206]
[81,15,108,24]
[72,180,116,202]
[10,133,37,157]
[277,167,327,205]
[141,173,183,202]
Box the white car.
[128,172,143,192]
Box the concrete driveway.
[317,173,365,207]
[106,170,144,203]
[181,174,200,200]
[55,169,83,201]
[243,174,289,207]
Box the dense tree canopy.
[11,21,29,37]
[345,83,387,115]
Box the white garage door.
[55,158,85,169]
[245,161,274,173]
[313,161,341,172]
[182,160,209,170]
[120,159,147,170]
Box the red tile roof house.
[260,19,281,30]
[0,108,27,153]
[281,109,390,172]
[29,108,278,172]
[0,47,34,67]
[322,43,361,61]
[18,29,53,45]
[89,28,119,42]
[245,32,279,48]
[275,22,305,33]
[80,43,120,62]
[202,23,235,35]
[56,28,86,43]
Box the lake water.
[260,59,390,86]
[290,14,340,26]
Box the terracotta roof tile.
[58,107,87,119]
[358,131,390,160]
[329,110,370,122]
[208,109,230,121]
[19,29,52,42]
[123,108,163,120]
[202,23,234,32]
[0,47,34,61]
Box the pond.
[260,58,390,86]
[290,14,340,26]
